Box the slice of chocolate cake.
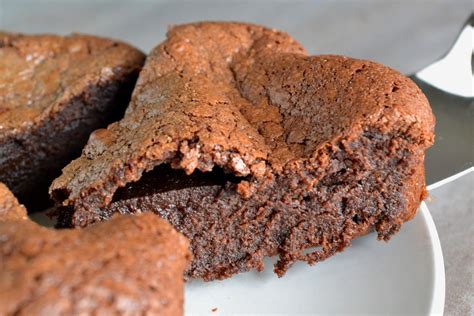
[51,22,435,281]
[0,32,145,211]
[0,182,191,316]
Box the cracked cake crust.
[51,22,435,280]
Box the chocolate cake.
[51,22,435,281]
[0,183,191,315]
[0,182,28,220]
[0,32,145,211]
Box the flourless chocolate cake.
[0,32,145,211]
[51,22,435,281]
[0,183,191,315]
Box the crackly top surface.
[0,209,191,315]
[0,182,27,221]
[51,22,435,215]
[0,32,145,134]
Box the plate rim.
[420,202,446,315]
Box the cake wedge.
[51,22,435,281]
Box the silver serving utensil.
[410,14,473,186]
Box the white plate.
[185,202,445,315]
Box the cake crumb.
[211,307,218,312]
[236,180,253,199]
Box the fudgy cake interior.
[112,165,241,201]
[97,125,427,281]
[2,79,136,212]
[56,165,241,227]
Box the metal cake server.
[410,14,473,186]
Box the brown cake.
[0,182,28,220]
[50,22,435,281]
[0,32,145,211]
[0,183,191,316]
